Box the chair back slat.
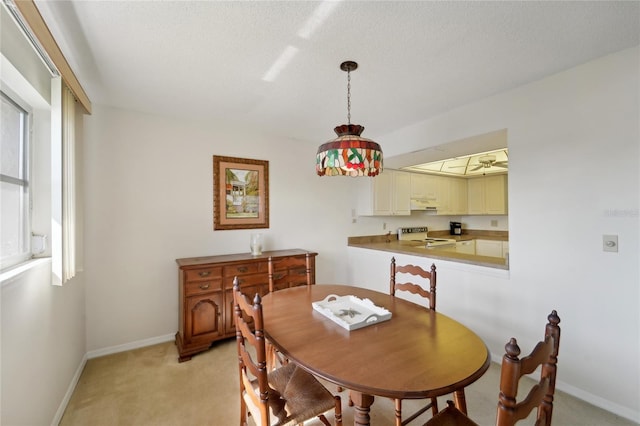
[496,310,561,426]
[390,257,437,311]
[233,277,271,425]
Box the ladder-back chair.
[390,257,439,425]
[233,277,342,426]
[425,310,561,426]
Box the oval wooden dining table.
[261,284,491,426]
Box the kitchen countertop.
[348,231,509,270]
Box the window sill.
[1,257,51,288]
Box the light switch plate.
[603,235,618,252]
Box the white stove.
[397,227,457,248]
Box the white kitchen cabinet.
[446,177,468,215]
[456,240,475,255]
[467,175,508,215]
[410,174,467,215]
[475,239,504,258]
[435,177,451,214]
[357,169,410,216]
[410,173,438,202]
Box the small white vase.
[250,233,263,256]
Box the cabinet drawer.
[185,267,222,282]
[224,273,266,289]
[185,279,222,296]
[223,263,260,277]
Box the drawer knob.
[198,271,211,277]
[238,267,248,273]
[199,284,210,290]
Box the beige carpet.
[60,339,637,425]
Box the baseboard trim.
[555,379,640,423]
[489,351,639,423]
[51,352,87,426]
[86,333,176,359]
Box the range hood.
[410,198,439,211]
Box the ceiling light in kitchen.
[403,148,508,177]
[316,61,383,177]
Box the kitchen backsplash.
[350,211,508,237]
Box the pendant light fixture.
[316,61,383,177]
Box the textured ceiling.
[35,1,640,149]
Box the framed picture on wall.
[213,155,269,230]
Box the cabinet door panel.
[475,240,503,258]
[393,171,411,215]
[485,175,507,214]
[449,178,468,215]
[185,293,223,343]
[372,171,393,215]
[410,173,438,200]
[467,178,485,214]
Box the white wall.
[81,106,356,351]
[1,10,87,424]
[348,46,640,421]
[1,263,86,425]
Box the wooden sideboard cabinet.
[175,249,317,362]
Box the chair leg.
[453,389,468,415]
[318,395,342,426]
[334,395,343,426]
[431,397,439,416]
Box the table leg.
[349,391,375,426]
[453,389,468,415]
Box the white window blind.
[61,84,76,282]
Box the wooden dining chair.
[266,253,314,369]
[233,277,342,426]
[267,253,313,293]
[424,310,561,426]
[390,257,439,425]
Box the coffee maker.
[450,221,462,235]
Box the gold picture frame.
[213,156,269,230]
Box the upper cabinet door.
[447,177,468,215]
[467,175,508,215]
[410,173,438,201]
[484,175,508,214]
[357,170,411,216]
[393,171,411,215]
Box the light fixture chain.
[347,69,351,125]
